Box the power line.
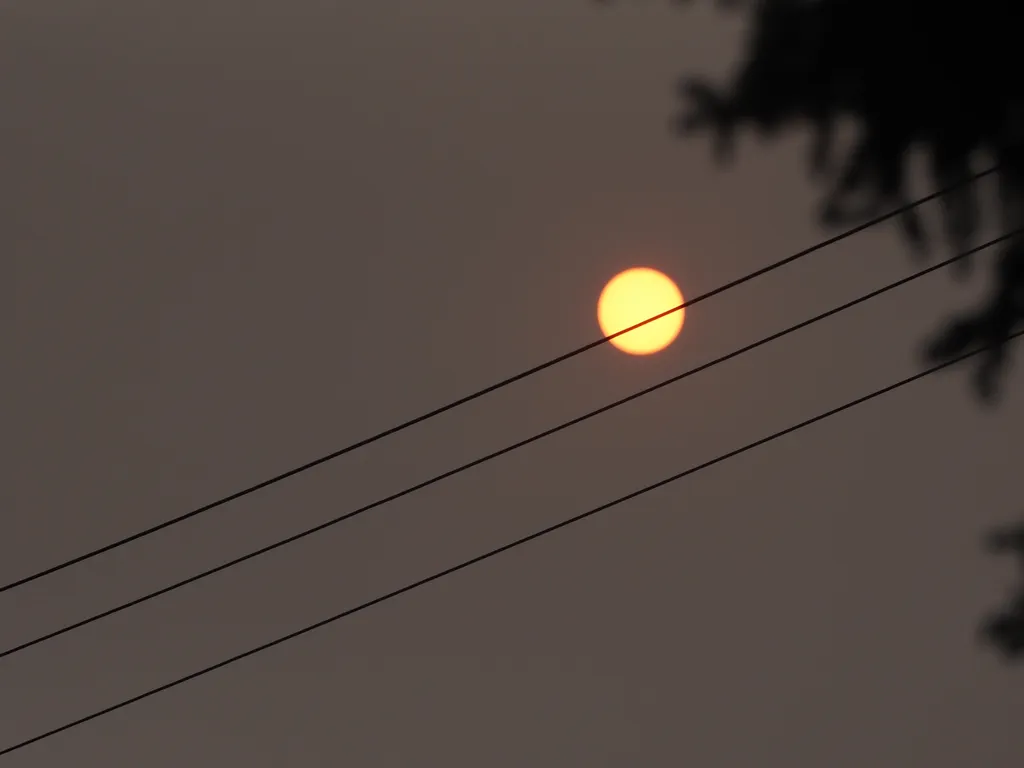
[3,333,1020,758]
[0,166,1000,596]
[2,229,1017,662]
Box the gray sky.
[4,1,1022,765]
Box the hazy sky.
[4,2,1022,766]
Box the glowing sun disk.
[597,267,684,355]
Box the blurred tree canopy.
[600,0,1023,660]
[984,525,1024,659]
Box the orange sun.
[597,267,685,355]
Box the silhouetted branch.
[623,0,1024,398]
[982,521,1024,660]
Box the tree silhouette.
[601,0,1024,660]
[983,524,1024,659]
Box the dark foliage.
[599,0,1024,660]
[982,524,1024,660]
[674,0,1024,401]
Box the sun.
[597,267,685,355]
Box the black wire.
[2,228,1018,662]
[3,333,1019,758]
[0,166,1000,595]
